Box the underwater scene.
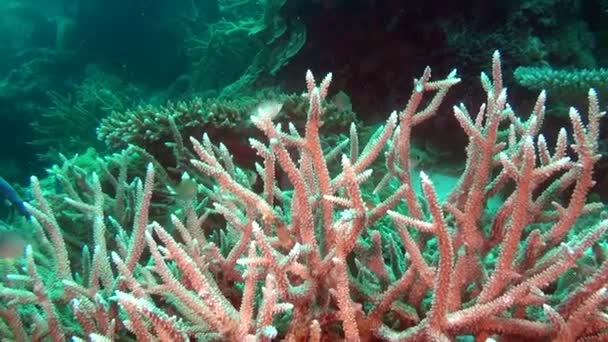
[0,0,608,340]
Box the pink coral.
[3,52,607,341]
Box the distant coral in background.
[184,0,306,96]
[29,66,143,162]
[442,0,598,70]
[1,52,607,341]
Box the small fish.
[175,175,198,203]
[409,146,431,169]
[0,231,26,261]
[332,91,352,112]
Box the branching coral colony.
[2,51,608,341]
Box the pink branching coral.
[1,51,607,341]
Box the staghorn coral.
[0,52,607,341]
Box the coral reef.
[0,52,607,341]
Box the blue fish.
[0,176,30,219]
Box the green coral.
[514,66,608,118]
[514,66,608,93]
[97,91,358,176]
